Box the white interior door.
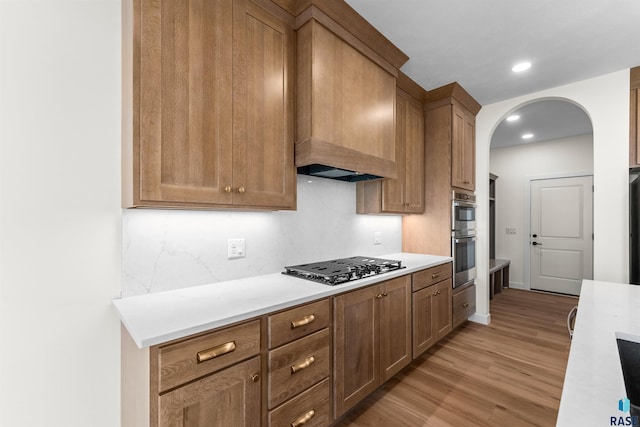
[530,176,593,295]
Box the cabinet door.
[412,285,435,358]
[159,356,261,427]
[381,95,407,212]
[434,279,453,340]
[333,285,379,418]
[232,0,295,209]
[379,276,412,381]
[451,105,475,191]
[137,0,234,206]
[403,98,425,212]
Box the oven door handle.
[455,237,476,244]
[453,201,476,208]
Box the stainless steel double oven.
[452,191,476,288]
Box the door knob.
[532,234,538,238]
[532,241,542,246]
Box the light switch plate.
[374,232,382,245]
[227,238,245,259]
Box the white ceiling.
[345,0,640,106]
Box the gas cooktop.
[282,256,404,286]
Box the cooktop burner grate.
[282,256,404,285]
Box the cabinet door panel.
[333,286,379,418]
[412,286,435,358]
[434,279,453,339]
[232,0,295,208]
[159,356,260,427]
[381,95,407,212]
[451,105,475,191]
[404,99,425,212]
[379,276,411,381]
[139,0,233,205]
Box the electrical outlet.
[373,232,382,245]
[506,227,517,235]
[227,238,245,259]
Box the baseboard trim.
[469,312,491,325]
[508,281,527,290]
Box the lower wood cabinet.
[453,283,476,328]
[333,275,411,418]
[159,356,261,427]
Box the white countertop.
[557,279,640,426]
[113,253,451,348]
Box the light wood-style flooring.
[334,288,578,427]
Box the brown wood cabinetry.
[356,74,425,214]
[141,321,262,427]
[122,0,296,209]
[630,67,640,167]
[453,283,476,328]
[267,299,331,426]
[333,275,411,418]
[402,82,480,256]
[411,263,452,358]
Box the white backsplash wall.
[122,175,402,296]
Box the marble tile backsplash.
[122,175,402,296]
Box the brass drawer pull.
[224,186,232,193]
[238,186,246,193]
[196,341,236,363]
[291,355,315,374]
[463,303,470,309]
[291,314,315,329]
[291,409,315,427]
[251,373,260,383]
[431,273,440,279]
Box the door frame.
[523,171,593,290]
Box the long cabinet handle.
[291,314,315,329]
[196,341,236,363]
[291,355,315,374]
[291,409,315,427]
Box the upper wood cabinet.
[630,66,640,167]
[294,4,409,179]
[402,82,480,256]
[356,73,425,214]
[122,0,296,209]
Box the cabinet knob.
[382,292,388,297]
[238,186,246,193]
[224,186,232,193]
[462,303,470,309]
[376,293,383,299]
[251,373,260,382]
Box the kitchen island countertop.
[113,252,451,348]
[557,279,640,426]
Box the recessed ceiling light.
[512,62,532,73]
[506,114,520,122]
[522,133,534,139]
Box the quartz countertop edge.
[113,253,452,348]
[556,279,640,426]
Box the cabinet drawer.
[268,378,330,427]
[412,262,452,292]
[268,329,330,409]
[158,320,260,393]
[268,299,330,349]
[453,284,476,328]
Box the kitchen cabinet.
[356,73,425,214]
[333,275,411,418]
[452,283,476,328]
[122,0,296,209]
[267,299,331,426]
[630,66,640,167]
[402,82,480,256]
[125,320,262,427]
[295,14,407,179]
[411,263,452,358]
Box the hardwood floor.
[334,288,578,427]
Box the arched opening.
[488,98,593,295]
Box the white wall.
[476,70,630,321]
[490,134,594,288]
[122,176,402,296]
[0,2,121,426]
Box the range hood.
[294,13,408,183]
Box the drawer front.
[268,299,330,349]
[412,262,452,292]
[453,284,476,328]
[268,378,330,427]
[158,320,261,393]
[268,329,330,409]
